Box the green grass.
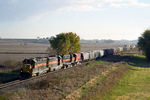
[87,60,106,66]
[94,54,150,100]
[125,54,150,68]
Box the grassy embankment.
[93,52,150,100]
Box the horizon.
[0,0,150,40]
[0,37,137,41]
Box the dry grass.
[6,61,118,100]
[79,64,129,100]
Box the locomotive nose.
[20,64,32,79]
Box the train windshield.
[23,59,34,69]
[23,59,34,64]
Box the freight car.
[104,48,114,56]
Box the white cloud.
[108,0,150,8]
[56,0,150,12]
[69,0,97,4]
[17,0,150,22]
[103,0,127,3]
[57,5,100,12]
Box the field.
[0,42,48,63]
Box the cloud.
[0,0,150,22]
[56,0,150,12]
[108,0,150,8]
[69,0,97,4]
[57,5,101,12]
[24,0,150,22]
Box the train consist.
[20,45,136,77]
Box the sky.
[0,0,150,40]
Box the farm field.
[0,42,48,64]
[0,41,123,65]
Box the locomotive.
[20,46,134,77]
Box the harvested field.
[0,42,49,53]
[0,42,122,63]
[0,40,123,85]
[0,42,48,66]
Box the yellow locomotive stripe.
[34,61,58,68]
[48,61,58,64]
[34,58,73,68]
[35,63,47,68]
[63,59,71,62]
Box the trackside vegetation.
[93,54,150,100]
[96,66,150,100]
[138,29,150,60]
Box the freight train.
[20,45,135,77]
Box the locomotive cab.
[20,59,35,78]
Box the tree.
[138,30,150,60]
[49,32,80,55]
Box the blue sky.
[0,0,150,40]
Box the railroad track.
[0,62,87,93]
